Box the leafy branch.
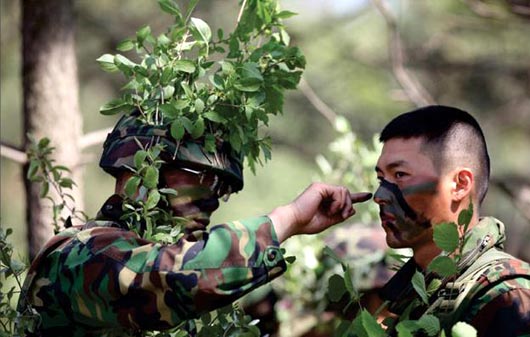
[0,228,39,337]
[97,0,305,172]
[26,136,87,233]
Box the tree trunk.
[22,0,84,259]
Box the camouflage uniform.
[19,194,287,336]
[380,217,530,336]
[18,114,288,336]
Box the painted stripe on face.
[375,179,435,242]
[377,179,418,220]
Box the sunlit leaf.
[428,255,458,277]
[412,270,429,304]
[190,17,211,43]
[433,222,459,253]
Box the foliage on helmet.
[97,0,306,175]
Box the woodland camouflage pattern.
[99,113,244,192]
[19,196,286,336]
[381,217,530,337]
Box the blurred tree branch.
[0,141,27,164]
[371,0,436,107]
[1,127,113,165]
[298,77,337,126]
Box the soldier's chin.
[382,224,408,248]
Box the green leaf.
[38,137,50,149]
[327,274,346,302]
[180,116,194,134]
[285,255,296,264]
[433,222,459,253]
[229,131,242,152]
[458,206,473,228]
[417,314,440,336]
[143,166,159,189]
[451,322,477,337]
[241,62,263,81]
[100,99,130,115]
[191,117,205,139]
[162,85,175,99]
[136,25,152,44]
[396,321,415,337]
[411,270,429,304]
[174,60,196,73]
[27,160,39,180]
[427,255,458,277]
[160,67,174,85]
[159,188,178,196]
[114,54,137,69]
[234,79,261,92]
[159,103,179,119]
[360,309,386,337]
[171,120,185,140]
[204,111,227,123]
[96,54,119,72]
[134,150,148,169]
[190,17,212,43]
[116,38,135,52]
[158,0,182,17]
[59,178,74,189]
[145,190,161,210]
[194,98,205,114]
[157,33,171,46]
[125,176,141,198]
[40,182,49,198]
[275,10,298,19]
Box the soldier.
[18,113,372,336]
[374,105,530,336]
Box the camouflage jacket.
[19,195,287,336]
[380,217,530,337]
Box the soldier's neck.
[412,242,441,270]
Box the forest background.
[1,0,530,318]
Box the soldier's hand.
[268,182,372,242]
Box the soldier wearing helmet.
[19,110,373,336]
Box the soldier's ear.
[451,168,473,202]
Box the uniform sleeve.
[468,279,530,337]
[35,216,287,331]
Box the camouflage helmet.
[99,113,244,193]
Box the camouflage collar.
[379,216,506,314]
[461,216,506,254]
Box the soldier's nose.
[373,186,389,206]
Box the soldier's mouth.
[380,212,399,234]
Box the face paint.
[374,179,436,242]
[167,185,220,231]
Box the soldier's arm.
[469,278,530,337]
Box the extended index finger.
[350,192,373,204]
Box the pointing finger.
[350,192,373,204]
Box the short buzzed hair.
[379,105,490,204]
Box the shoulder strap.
[424,248,530,329]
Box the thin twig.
[236,0,248,25]
[298,77,337,126]
[2,127,113,164]
[371,0,435,107]
[78,127,113,149]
